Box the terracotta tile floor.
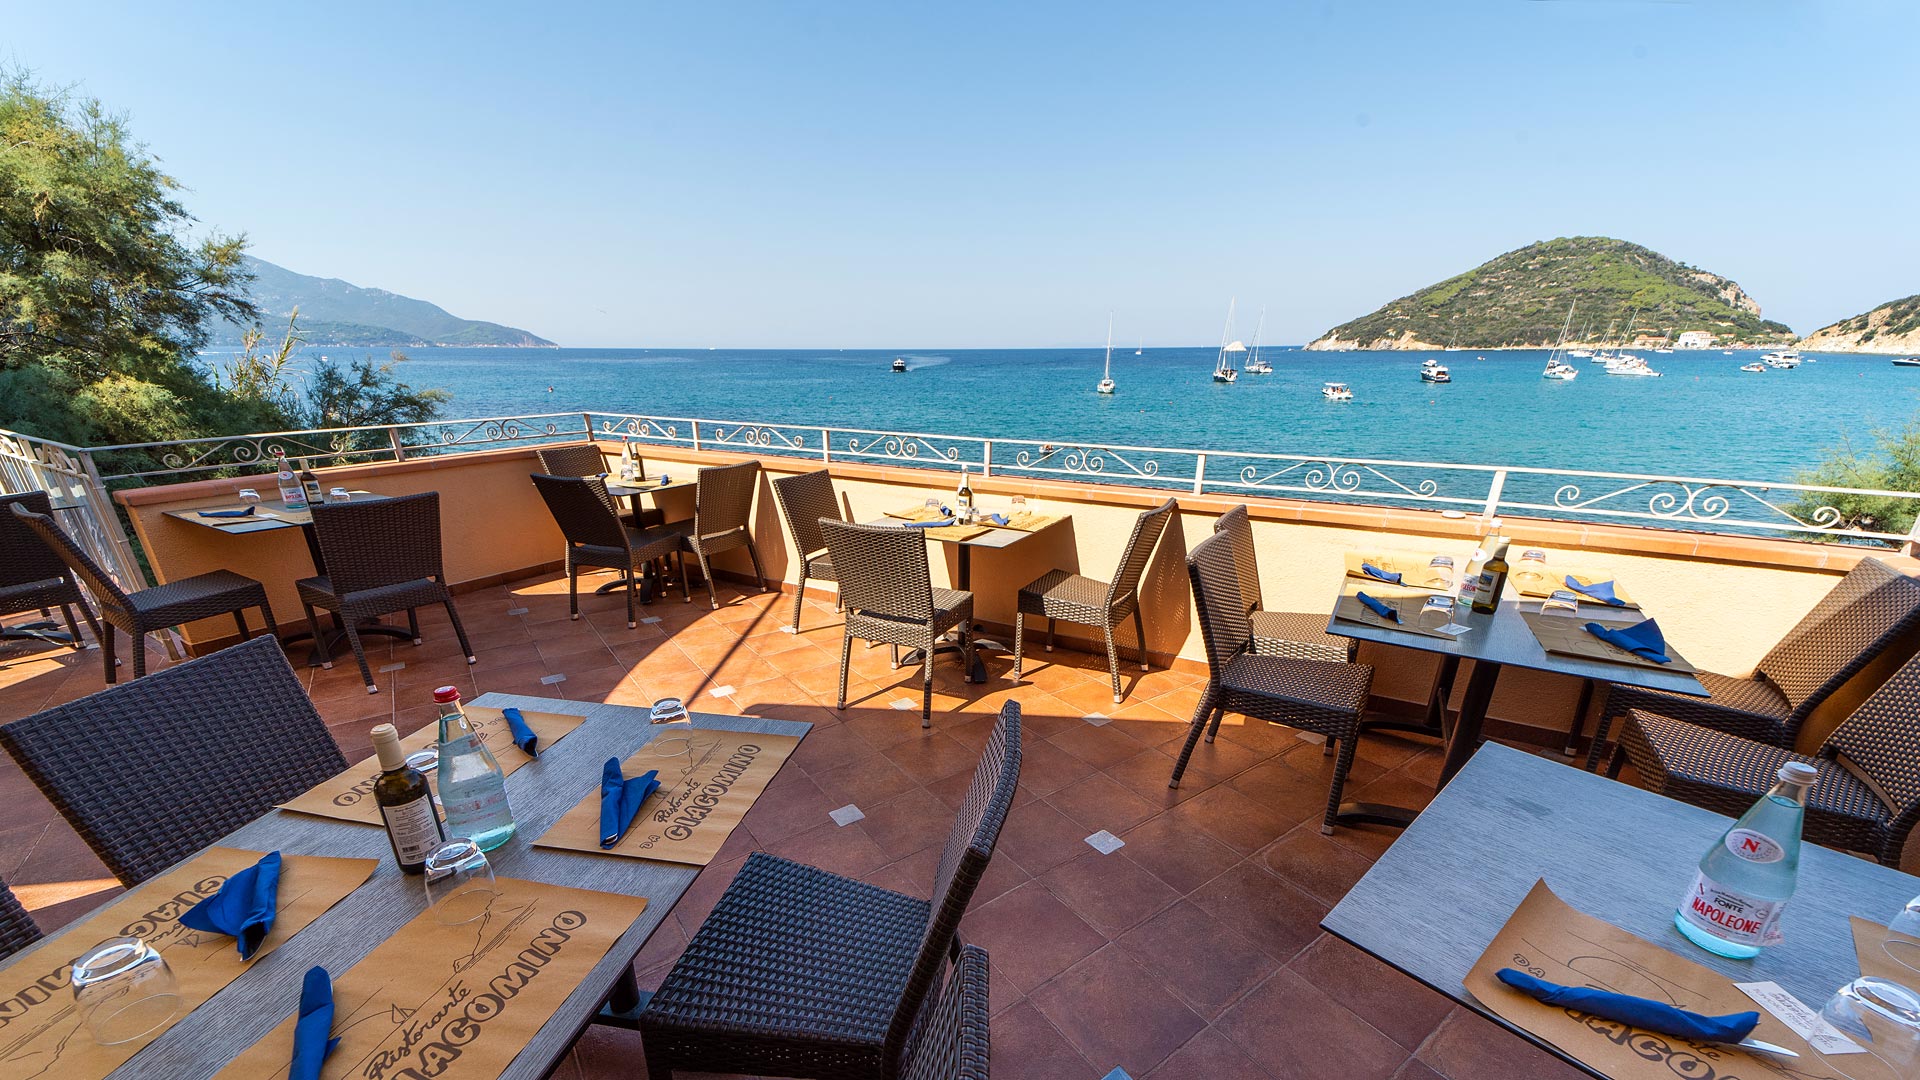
[0,572,1590,1080]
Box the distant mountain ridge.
[1307,236,1795,351]
[213,256,555,347]
[1800,295,1920,355]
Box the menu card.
[536,728,801,866]
[279,707,586,825]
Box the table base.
[1,618,77,647]
[898,632,989,684]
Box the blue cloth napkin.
[1584,618,1669,663]
[199,506,256,519]
[290,966,340,1080]
[1496,969,1758,1044]
[986,513,1009,526]
[1360,562,1403,584]
[600,759,661,848]
[1356,591,1400,623]
[502,707,538,758]
[1565,576,1625,606]
[180,850,281,959]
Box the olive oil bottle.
[1470,537,1512,615]
[370,723,445,874]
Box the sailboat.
[1542,301,1579,381]
[1096,313,1116,395]
[1135,337,1143,356]
[1244,306,1273,374]
[1212,299,1241,384]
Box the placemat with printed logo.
[1332,583,1461,640]
[0,847,374,1080]
[278,707,586,825]
[922,523,991,542]
[1511,563,1640,608]
[534,728,801,866]
[887,505,950,522]
[210,876,648,1080]
[999,511,1065,533]
[1519,610,1698,674]
[1342,550,1461,591]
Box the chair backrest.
[901,944,990,1080]
[0,636,349,884]
[1107,497,1177,604]
[1755,557,1920,720]
[308,492,445,594]
[1825,647,1920,843]
[693,461,760,539]
[886,703,1020,1068]
[8,501,131,611]
[1186,528,1253,675]
[821,519,936,622]
[770,469,842,559]
[531,473,630,553]
[1212,504,1263,615]
[0,491,73,592]
[534,443,609,478]
[0,874,41,965]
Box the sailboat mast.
[1103,312,1114,381]
[1250,306,1266,368]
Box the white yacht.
[1605,354,1662,377]
[1541,303,1580,380]
[1761,350,1802,369]
[1568,348,1593,359]
[1212,299,1241,384]
[891,357,907,372]
[1096,313,1116,395]
[1740,362,1767,373]
[1322,382,1353,401]
[1419,357,1451,383]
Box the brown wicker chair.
[296,492,475,694]
[639,702,1020,1080]
[1171,528,1374,833]
[10,502,276,683]
[1013,497,1176,704]
[770,469,845,633]
[674,461,767,609]
[1587,556,1920,771]
[535,442,666,529]
[0,636,348,884]
[821,519,975,728]
[0,491,101,651]
[1618,647,1920,867]
[0,874,40,964]
[902,944,990,1080]
[530,473,687,627]
[1214,504,1357,663]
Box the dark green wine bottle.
[370,723,445,874]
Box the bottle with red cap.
[432,686,515,851]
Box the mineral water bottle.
[432,687,515,851]
[1675,762,1816,958]
[274,451,307,510]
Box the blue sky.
[6,1,1915,348]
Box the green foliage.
[1315,236,1798,349]
[1792,419,1920,542]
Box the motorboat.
[1322,382,1354,401]
[1568,348,1593,359]
[1761,350,1801,369]
[1419,357,1451,383]
[1542,361,1578,380]
[891,357,908,372]
[1893,358,1920,368]
[1604,354,1662,377]
[1740,362,1766,373]
[1096,313,1116,394]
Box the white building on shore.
[1676,330,1715,349]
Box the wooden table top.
[1324,585,1708,697]
[1323,743,1920,1076]
[83,694,809,1079]
[163,491,386,534]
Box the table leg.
[593,962,651,1030]
[1440,659,1502,786]
[904,543,990,682]
[289,521,417,665]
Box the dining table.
[1325,578,1707,829]
[601,473,698,600]
[1323,742,1920,1079]
[27,693,810,1080]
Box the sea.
[252,346,1920,484]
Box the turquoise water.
[290,346,1920,482]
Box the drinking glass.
[327,487,351,503]
[423,839,497,925]
[649,697,689,725]
[1819,977,1920,1078]
[235,488,260,507]
[1010,494,1027,517]
[70,937,181,1045]
[1886,895,1920,977]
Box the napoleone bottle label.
[380,795,443,865]
[1679,869,1786,946]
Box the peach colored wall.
[119,439,1916,750]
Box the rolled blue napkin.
[1356,591,1400,623]
[1496,968,1757,1044]
[986,513,1009,526]
[290,966,341,1080]
[199,506,256,519]
[905,519,947,529]
[1360,562,1402,584]
[180,850,281,959]
[1565,576,1624,607]
[600,759,661,848]
[502,706,538,758]
[1585,618,1669,663]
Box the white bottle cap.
[1778,762,1819,785]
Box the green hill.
[1307,237,1795,350]
[213,257,556,347]
[1800,295,1920,354]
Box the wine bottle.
[955,465,974,520]
[1675,762,1815,958]
[1459,517,1502,606]
[1471,538,1512,615]
[433,687,516,851]
[370,723,445,874]
[298,462,324,506]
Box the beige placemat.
[1000,511,1065,533]
[0,848,375,1080]
[1467,880,1838,1080]
[1512,565,1640,608]
[923,523,991,542]
[279,707,586,824]
[887,505,950,522]
[210,876,649,1080]
[1342,550,1460,591]
[1518,610,1698,674]
[1853,914,1920,985]
[536,729,802,867]
[1331,584,1461,640]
